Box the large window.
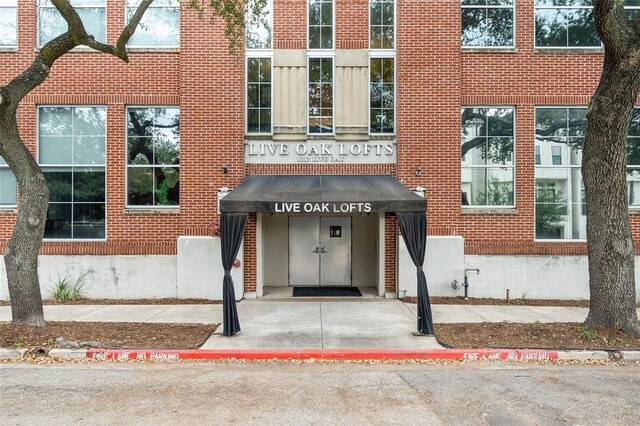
[308,0,333,49]
[534,0,599,48]
[0,0,17,47]
[38,106,106,239]
[370,57,394,134]
[462,0,514,48]
[626,108,640,207]
[127,107,180,207]
[126,0,179,48]
[461,107,515,207]
[246,0,272,49]
[308,58,333,134]
[247,58,272,133]
[535,107,586,239]
[370,0,394,49]
[38,0,106,47]
[0,157,17,207]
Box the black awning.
[219,175,426,213]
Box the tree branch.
[593,0,635,58]
[1,0,155,110]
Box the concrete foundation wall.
[398,244,640,301]
[0,236,244,300]
[398,236,465,298]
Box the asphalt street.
[1,362,639,425]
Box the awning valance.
[219,175,426,213]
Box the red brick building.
[1,0,639,301]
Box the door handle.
[320,247,327,253]
[312,247,320,253]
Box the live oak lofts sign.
[273,202,372,213]
[244,140,397,164]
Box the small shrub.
[578,324,598,341]
[14,336,24,349]
[50,273,87,302]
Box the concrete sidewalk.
[0,299,612,351]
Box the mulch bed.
[434,322,640,350]
[0,298,222,306]
[0,322,219,350]
[402,296,591,307]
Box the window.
[462,0,514,48]
[308,0,333,49]
[0,0,17,47]
[308,58,333,134]
[38,106,106,239]
[246,0,272,49]
[461,107,515,207]
[247,58,272,133]
[126,0,179,48]
[370,0,394,49]
[127,107,180,206]
[370,57,394,134]
[627,108,640,207]
[0,157,17,207]
[535,107,586,239]
[535,145,541,165]
[38,0,106,47]
[534,0,599,48]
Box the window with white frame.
[370,0,394,49]
[370,57,394,134]
[38,106,106,239]
[462,0,514,48]
[308,58,333,134]
[0,0,17,47]
[246,0,272,49]
[126,0,179,48]
[534,0,599,48]
[0,157,17,207]
[461,107,515,207]
[38,0,106,47]
[127,107,180,206]
[535,107,586,239]
[626,108,640,207]
[247,58,272,133]
[308,0,333,49]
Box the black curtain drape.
[397,211,433,335]
[220,212,248,336]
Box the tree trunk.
[582,57,640,336]
[0,113,48,326]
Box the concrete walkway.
[0,299,615,351]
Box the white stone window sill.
[0,47,18,52]
[462,207,518,215]
[124,208,180,215]
[461,47,517,54]
[534,48,603,54]
[0,208,18,214]
[126,47,180,53]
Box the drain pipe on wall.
[452,269,480,299]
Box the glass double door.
[289,216,352,286]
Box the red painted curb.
[86,348,558,362]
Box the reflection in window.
[534,1,599,47]
[0,0,17,47]
[0,156,17,207]
[535,107,586,240]
[308,58,333,133]
[627,108,640,207]
[38,0,106,47]
[38,106,106,239]
[308,0,333,49]
[247,58,272,133]
[126,0,179,47]
[370,58,394,134]
[246,0,272,49]
[461,107,515,207]
[127,107,180,206]
[370,0,394,49]
[462,0,514,48]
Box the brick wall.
[2,1,636,268]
